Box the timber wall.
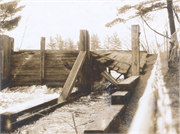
[10,50,79,87]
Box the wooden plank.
[113,62,122,71]
[11,63,40,68]
[11,70,40,75]
[131,25,140,76]
[45,61,64,67]
[40,37,45,85]
[46,56,77,60]
[12,54,40,58]
[101,71,118,86]
[108,61,118,69]
[45,74,69,81]
[11,60,40,65]
[111,91,131,105]
[58,51,86,102]
[84,105,125,134]
[118,76,139,91]
[3,35,9,81]
[45,67,70,73]
[93,50,112,56]
[11,75,40,81]
[117,64,130,74]
[11,57,40,61]
[10,81,41,86]
[11,67,40,73]
[117,54,132,74]
[45,50,79,54]
[45,71,70,76]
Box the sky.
[4,0,177,50]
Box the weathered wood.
[46,56,77,60]
[11,70,40,75]
[11,75,40,81]
[11,67,40,73]
[118,76,139,91]
[101,71,118,86]
[45,71,70,76]
[58,51,86,102]
[12,57,40,61]
[11,63,40,68]
[10,81,41,86]
[40,37,45,85]
[45,74,69,81]
[11,60,40,65]
[44,67,69,72]
[111,91,131,105]
[2,35,9,81]
[10,37,14,55]
[84,105,125,134]
[131,25,140,76]
[78,30,91,94]
[109,61,118,69]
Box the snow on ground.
[0,85,61,114]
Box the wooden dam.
[1,25,154,133]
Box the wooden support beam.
[101,71,118,86]
[78,30,91,94]
[40,37,45,85]
[0,35,13,88]
[58,51,87,103]
[131,25,140,76]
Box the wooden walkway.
[91,50,147,75]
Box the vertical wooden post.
[0,35,13,88]
[79,30,91,94]
[131,25,140,76]
[40,37,45,85]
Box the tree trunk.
[166,0,179,68]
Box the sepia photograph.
[0,0,180,133]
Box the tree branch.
[141,16,171,39]
[173,6,180,24]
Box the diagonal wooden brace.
[101,71,139,90]
[58,51,87,103]
[101,71,119,86]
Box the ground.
[1,53,179,134]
